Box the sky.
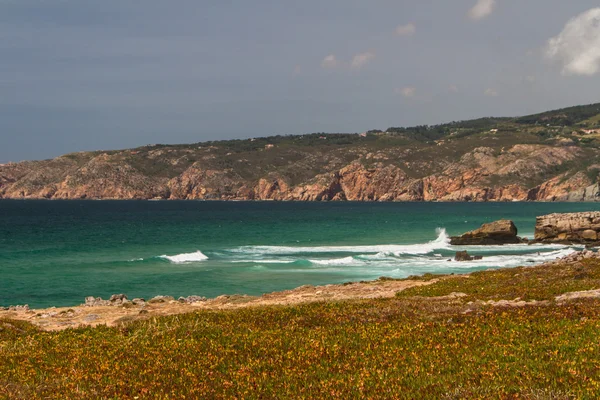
[1,0,600,162]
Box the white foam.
[394,248,577,271]
[453,243,574,252]
[309,256,365,266]
[230,259,297,264]
[230,228,452,256]
[159,251,209,264]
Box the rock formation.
[455,251,483,261]
[535,212,600,243]
[450,220,521,245]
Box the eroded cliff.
[3,103,600,202]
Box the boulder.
[178,295,207,304]
[109,294,128,302]
[455,251,472,261]
[7,305,29,312]
[148,295,175,304]
[455,251,483,262]
[535,212,600,243]
[83,296,110,307]
[450,220,521,245]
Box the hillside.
[3,103,600,201]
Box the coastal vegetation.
[2,256,600,399]
[3,102,600,201]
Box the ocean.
[2,200,599,308]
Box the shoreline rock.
[455,251,483,262]
[450,220,522,245]
[535,212,600,244]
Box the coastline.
[0,278,437,331]
[3,250,599,331]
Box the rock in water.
[455,251,473,261]
[454,251,483,261]
[450,220,521,245]
[535,212,600,244]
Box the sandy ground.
[0,279,437,331]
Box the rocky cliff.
[3,103,600,202]
[535,212,600,243]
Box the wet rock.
[450,220,521,245]
[455,251,482,262]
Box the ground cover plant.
[2,259,600,399]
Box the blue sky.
[1,0,600,162]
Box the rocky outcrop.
[450,220,521,245]
[455,251,483,261]
[535,212,600,243]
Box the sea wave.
[309,256,366,267]
[158,251,209,264]
[228,228,452,256]
[235,248,579,275]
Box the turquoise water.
[2,200,599,308]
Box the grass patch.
[398,258,600,302]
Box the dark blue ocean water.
[1,200,598,308]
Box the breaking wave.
[158,251,209,264]
[229,228,452,257]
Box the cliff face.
[3,103,600,202]
[535,212,600,243]
[2,141,598,202]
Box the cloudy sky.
[1,0,600,162]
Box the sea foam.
[229,228,452,256]
[159,251,209,264]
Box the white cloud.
[350,52,375,69]
[468,0,496,21]
[395,23,416,37]
[321,54,338,69]
[484,88,498,97]
[395,87,416,97]
[546,8,600,76]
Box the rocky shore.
[0,278,437,331]
[535,212,600,245]
[3,248,600,331]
